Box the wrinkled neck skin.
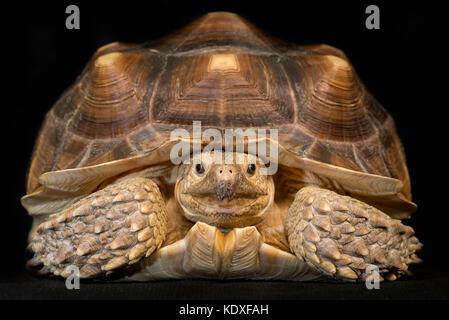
[174,151,275,230]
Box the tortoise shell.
[27,12,411,203]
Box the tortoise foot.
[285,186,422,282]
[28,177,167,279]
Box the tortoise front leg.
[285,186,422,282]
[27,177,167,279]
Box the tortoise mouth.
[184,194,261,213]
[178,193,272,228]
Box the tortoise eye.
[195,163,205,175]
[247,163,256,176]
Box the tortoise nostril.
[218,167,234,176]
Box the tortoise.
[22,12,422,282]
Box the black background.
[2,0,448,300]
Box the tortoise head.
[175,151,275,228]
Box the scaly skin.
[286,186,422,281]
[28,152,422,281]
[27,178,167,278]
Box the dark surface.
[3,0,447,301]
[1,264,448,300]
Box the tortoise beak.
[214,165,237,201]
[215,181,236,201]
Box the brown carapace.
[23,12,421,282]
